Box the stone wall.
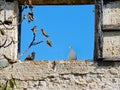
[102,1,120,59]
[0,0,19,64]
[0,1,120,90]
[0,60,120,90]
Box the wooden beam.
[18,0,95,5]
[94,0,103,61]
[98,57,120,62]
[103,25,120,31]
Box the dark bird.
[46,40,52,47]
[3,54,17,64]
[68,46,77,60]
[25,52,35,61]
[41,29,49,37]
[31,26,37,35]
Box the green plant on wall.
[5,78,22,90]
[0,82,6,90]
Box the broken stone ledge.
[0,60,120,81]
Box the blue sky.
[21,5,95,60]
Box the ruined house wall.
[0,0,19,66]
[0,0,120,90]
[0,61,120,90]
[102,1,120,59]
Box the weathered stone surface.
[0,1,19,63]
[103,32,120,58]
[54,60,89,75]
[0,61,53,80]
[0,59,9,68]
[103,1,120,26]
[0,60,120,90]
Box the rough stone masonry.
[0,60,120,90]
[0,0,120,90]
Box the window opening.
[20,5,95,60]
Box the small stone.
[0,59,9,68]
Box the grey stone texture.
[0,60,120,90]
